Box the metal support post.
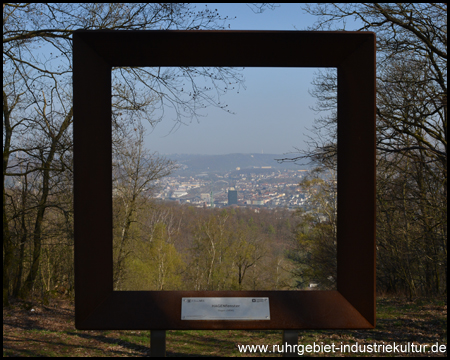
[282,330,298,357]
[150,330,166,357]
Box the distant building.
[228,188,238,205]
[172,191,188,198]
[200,193,210,202]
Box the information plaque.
[181,297,270,320]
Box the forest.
[3,4,447,306]
[111,161,341,292]
[113,201,298,292]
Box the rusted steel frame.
[150,330,166,357]
[73,30,376,330]
[283,330,299,357]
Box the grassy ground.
[3,296,447,357]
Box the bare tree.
[3,3,245,302]
[112,124,178,288]
[300,3,446,175]
[287,3,447,296]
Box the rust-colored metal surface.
[73,30,376,330]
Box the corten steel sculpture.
[73,30,376,330]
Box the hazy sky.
[144,4,332,156]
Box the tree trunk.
[3,90,13,305]
[21,108,73,298]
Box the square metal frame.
[73,30,376,330]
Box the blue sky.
[145,4,330,156]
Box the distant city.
[152,153,315,210]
